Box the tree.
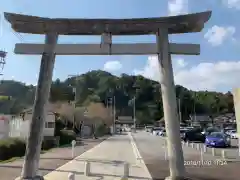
[0,70,235,127]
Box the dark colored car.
[205,132,231,147]
[180,129,189,139]
[183,128,205,142]
[202,127,221,136]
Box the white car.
[145,126,153,132]
[229,130,238,139]
[158,129,166,136]
[226,129,235,135]
[152,127,162,136]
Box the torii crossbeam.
[4,11,211,180]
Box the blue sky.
[0,0,240,92]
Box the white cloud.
[223,0,240,9]
[103,60,122,71]
[168,0,188,16]
[204,25,236,46]
[176,58,187,68]
[133,55,240,91]
[133,56,187,83]
[175,61,240,91]
[133,56,160,82]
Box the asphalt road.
[151,132,240,160]
[133,131,240,180]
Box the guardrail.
[67,160,129,179]
[181,140,231,160]
[69,137,131,180]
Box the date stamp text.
[184,159,227,166]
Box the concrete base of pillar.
[165,176,189,180]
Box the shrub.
[0,138,26,161]
[59,130,76,146]
[54,120,66,136]
[95,123,108,137]
[41,138,56,150]
[0,137,58,161]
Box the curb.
[128,132,152,179]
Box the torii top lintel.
[4,11,211,35]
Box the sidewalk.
[1,137,107,180]
[44,133,152,180]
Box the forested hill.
[0,70,234,124]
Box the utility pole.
[133,96,136,129]
[193,92,196,126]
[178,98,182,123]
[68,74,78,129]
[132,85,139,131]
[113,95,116,134]
[107,96,114,133]
[72,87,76,129]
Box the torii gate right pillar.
[157,28,185,179]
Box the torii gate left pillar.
[22,32,58,179]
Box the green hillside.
[0,70,234,125]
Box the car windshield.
[180,129,187,133]
[206,127,220,132]
[231,130,236,133]
[208,132,224,138]
[153,127,161,130]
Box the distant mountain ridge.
[0,70,234,125]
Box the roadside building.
[189,114,212,127]
[9,107,56,139]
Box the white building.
[0,115,11,139]
[0,109,55,140]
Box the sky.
[0,0,240,92]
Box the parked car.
[229,130,237,139]
[152,127,162,136]
[202,127,220,136]
[159,129,166,136]
[180,129,189,140]
[205,132,231,147]
[183,128,205,142]
[225,129,235,135]
[145,126,153,132]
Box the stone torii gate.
[5,11,211,180]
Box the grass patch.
[0,96,10,100]
[0,149,54,164]
[0,157,21,163]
